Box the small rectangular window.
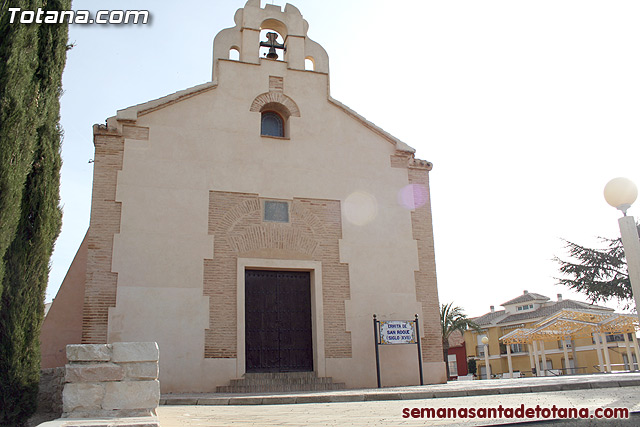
[447,354,458,377]
[264,200,289,223]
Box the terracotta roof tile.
[472,310,507,326]
[497,300,613,325]
[501,292,550,306]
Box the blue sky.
[50,0,640,317]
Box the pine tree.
[0,1,70,425]
[554,224,640,311]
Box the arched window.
[305,57,315,71]
[261,111,284,137]
[251,96,299,139]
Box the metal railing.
[515,367,588,377]
[593,363,639,373]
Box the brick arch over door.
[203,191,351,359]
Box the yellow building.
[464,291,640,379]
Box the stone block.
[103,380,160,410]
[64,408,157,419]
[37,367,65,414]
[66,344,112,362]
[164,397,198,405]
[294,395,331,404]
[112,342,159,363]
[432,390,468,398]
[228,397,264,405]
[499,386,531,394]
[399,392,432,400]
[363,393,402,401]
[122,361,159,380]
[65,363,124,383]
[196,397,230,405]
[530,384,562,393]
[261,396,297,405]
[62,383,105,413]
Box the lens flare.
[344,191,378,226]
[398,184,428,210]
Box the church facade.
[43,0,444,392]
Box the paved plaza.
[160,372,640,406]
[157,387,640,426]
[38,373,640,426]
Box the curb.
[161,376,640,406]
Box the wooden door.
[245,270,313,372]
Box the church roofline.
[112,81,423,163]
[116,81,218,121]
[328,97,416,154]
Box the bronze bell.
[260,32,285,60]
[266,48,278,59]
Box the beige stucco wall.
[82,1,444,392]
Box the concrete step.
[243,372,318,379]
[217,383,346,393]
[217,372,346,393]
[229,376,337,386]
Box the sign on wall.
[379,320,417,345]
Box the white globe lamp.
[604,178,640,325]
[604,177,637,215]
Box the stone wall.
[62,342,160,418]
[37,367,65,415]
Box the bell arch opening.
[259,30,285,61]
[259,18,287,61]
[260,18,288,39]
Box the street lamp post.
[604,177,640,321]
[481,336,491,379]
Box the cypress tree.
[0,0,41,296]
[0,1,70,425]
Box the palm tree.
[441,302,480,379]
